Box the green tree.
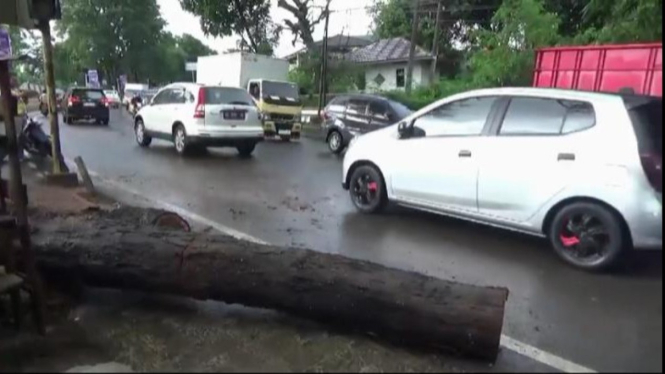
[576,0,662,43]
[57,0,166,84]
[468,0,560,86]
[176,34,216,60]
[179,0,279,55]
[370,0,499,77]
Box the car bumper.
[188,134,264,147]
[627,192,662,250]
[263,121,301,137]
[66,107,109,119]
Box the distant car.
[61,87,110,125]
[342,87,662,271]
[134,83,264,157]
[104,90,121,108]
[321,94,412,154]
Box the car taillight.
[321,111,331,121]
[101,97,109,107]
[640,153,662,192]
[68,96,80,105]
[194,88,205,119]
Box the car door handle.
[459,150,472,158]
[557,153,575,161]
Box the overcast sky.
[157,0,376,58]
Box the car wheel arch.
[172,121,186,136]
[134,115,144,127]
[542,196,633,247]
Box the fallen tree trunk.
[31,207,509,361]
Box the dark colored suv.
[62,87,110,125]
[321,94,412,154]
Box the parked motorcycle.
[20,116,52,158]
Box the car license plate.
[223,111,245,120]
[278,130,291,135]
[84,103,95,107]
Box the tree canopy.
[179,0,279,55]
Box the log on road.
[31,207,509,361]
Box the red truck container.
[533,43,662,97]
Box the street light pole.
[317,3,331,116]
[405,0,421,94]
[38,20,66,174]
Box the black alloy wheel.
[549,202,626,271]
[348,165,387,214]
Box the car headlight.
[263,113,271,121]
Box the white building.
[345,37,437,92]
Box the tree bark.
[31,207,509,361]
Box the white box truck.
[197,52,303,141]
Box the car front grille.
[271,113,295,122]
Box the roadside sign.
[0,26,12,61]
[185,62,197,72]
[86,69,100,88]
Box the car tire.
[327,130,344,154]
[237,142,256,158]
[173,124,190,155]
[348,165,388,214]
[135,119,152,147]
[548,202,627,271]
[64,115,73,125]
[101,119,109,126]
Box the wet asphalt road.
[42,109,662,372]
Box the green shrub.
[381,78,487,110]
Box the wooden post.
[0,60,46,335]
[405,0,421,94]
[38,21,66,174]
[74,156,94,194]
[0,61,26,221]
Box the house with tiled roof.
[345,37,436,92]
[284,34,374,67]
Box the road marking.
[500,335,596,373]
[63,158,597,373]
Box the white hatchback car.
[134,83,264,156]
[342,87,662,270]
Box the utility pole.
[405,0,420,94]
[38,20,66,174]
[430,0,443,79]
[317,3,331,116]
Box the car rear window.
[389,100,412,119]
[204,87,255,106]
[625,97,662,154]
[72,89,104,100]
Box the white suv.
[342,87,662,270]
[134,83,264,156]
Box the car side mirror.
[397,121,410,138]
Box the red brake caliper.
[560,218,580,247]
[367,182,378,193]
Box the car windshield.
[262,81,299,99]
[204,87,255,106]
